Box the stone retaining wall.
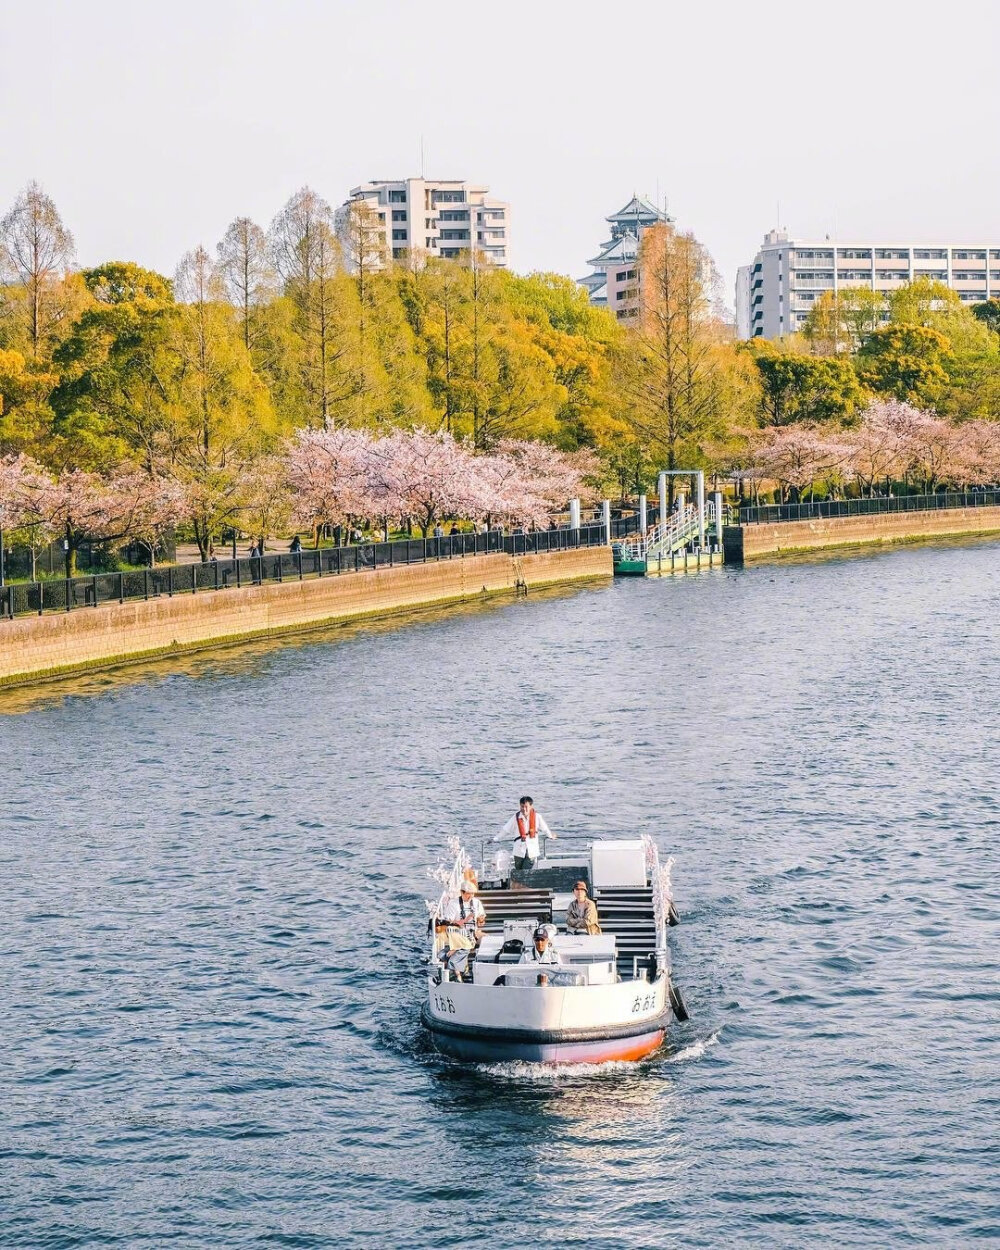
[723,506,1000,563]
[0,547,611,686]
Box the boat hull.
[422,1003,669,1064]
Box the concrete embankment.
[723,505,1000,564]
[0,547,611,687]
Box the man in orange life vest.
[496,795,555,871]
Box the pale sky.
[3,0,999,306]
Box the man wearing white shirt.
[436,879,485,952]
[496,795,555,872]
[519,927,562,965]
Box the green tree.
[51,262,181,470]
[855,324,951,405]
[972,299,1000,341]
[802,287,885,354]
[746,340,863,425]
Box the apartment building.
[578,196,672,320]
[335,178,510,269]
[738,229,1000,339]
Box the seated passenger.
[565,880,601,935]
[519,926,562,966]
[436,879,485,953]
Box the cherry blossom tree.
[238,456,295,554]
[847,401,913,497]
[896,407,957,493]
[0,454,47,532]
[942,419,1000,488]
[377,429,489,536]
[0,454,50,583]
[282,430,603,539]
[30,467,184,577]
[749,425,851,502]
[469,440,593,527]
[121,472,189,566]
[285,427,375,543]
[492,439,599,523]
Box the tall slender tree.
[269,188,359,429]
[172,246,275,558]
[0,182,75,359]
[215,216,273,353]
[618,224,744,501]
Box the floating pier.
[613,470,728,576]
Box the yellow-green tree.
[0,347,59,457]
[889,278,995,354]
[617,224,752,494]
[172,246,277,558]
[501,272,622,450]
[802,287,884,354]
[0,182,76,360]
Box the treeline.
[728,282,1000,500]
[0,432,596,577]
[3,178,1000,537]
[0,183,620,540]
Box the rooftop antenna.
[420,135,425,178]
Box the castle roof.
[586,231,640,268]
[606,195,672,226]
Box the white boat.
[422,833,686,1064]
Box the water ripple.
[1,546,999,1246]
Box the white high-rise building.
[738,229,1000,340]
[336,178,510,269]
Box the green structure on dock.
[612,470,727,576]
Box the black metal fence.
[1,520,641,621]
[739,490,1000,525]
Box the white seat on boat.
[552,934,617,963]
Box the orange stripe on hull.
[583,1031,665,1063]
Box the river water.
[1,540,998,1248]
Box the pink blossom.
[748,425,850,497]
[0,454,49,533]
[377,429,490,534]
[285,428,375,529]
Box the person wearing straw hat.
[566,880,601,935]
[436,878,485,952]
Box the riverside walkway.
[0,523,621,622]
[724,489,1000,562]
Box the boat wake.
[472,1058,642,1081]
[665,1030,721,1064]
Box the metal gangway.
[615,504,702,564]
[614,499,729,567]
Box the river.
[1,539,998,1247]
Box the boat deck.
[477,877,658,977]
